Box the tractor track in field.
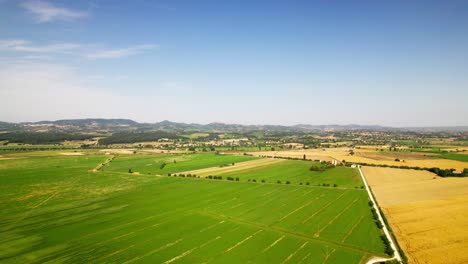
[196,210,386,256]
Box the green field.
[434,153,468,162]
[104,153,258,174]
[0,151,387,263]
[193,160,363,187]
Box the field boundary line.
[164,235,222,264]
[299,252,311,263]
[341,215,364,243]
[262,235,285,252]
[200,220,225,233]
[321,248,336,264]
[277,194,323,222]
[358,166,402,263]
[197,210,385,255]
[301,190,349,224]
[230,203,244,209]
[282,241,308,263]
[314,197,360,237]
[224,229,263,253]
[236,186,303,218]
[122,238,182,264]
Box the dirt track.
[362,166,468,264]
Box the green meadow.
[0,151,387,263]
[192,159,363,187]
[104,153,257,174]
[435,153,468,162]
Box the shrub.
[375,220,383,229]
[277,180,281,184]
[286,181,290,184]
[306,182,310,185]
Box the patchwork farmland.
[0,151,389,263]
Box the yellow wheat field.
[362,166,468,264]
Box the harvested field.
[247,148,468,171]
[60,152,84,156]
[362,166,468,264]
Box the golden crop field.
[247,148,468,171]
[362,166,468,264]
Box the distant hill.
[1,118,467,133]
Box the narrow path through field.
[92,155,115,172]
[358,166,402,264]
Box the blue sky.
[0,0,467,126]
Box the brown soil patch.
[0,157,19,160]
[362,166,468,264]
[60,152,84,156]
[99,149,136,155]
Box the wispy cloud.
[21,0,88,23]
[23,55,52,60]
[0,39,81,53]
[86,44,158,60]
[0,40,157,60]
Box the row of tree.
[346,161,468,177]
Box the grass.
[104,153,257,174]
[200,159,362,187]
[434,153,468,162]
[0,151,386,263]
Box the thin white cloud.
[0,39,80,53]
[0,39,156,59]
[23,55,52,60]
[21,0,88,23]
[86,44,158,60]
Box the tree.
[306,182,310,185]
[261,179,265,183]
[333,184,337,187]
[277,180,281,184]
[303,154,306,160]
[286,181,290,184]
[235,177,239,181]
[128,168,132,173]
